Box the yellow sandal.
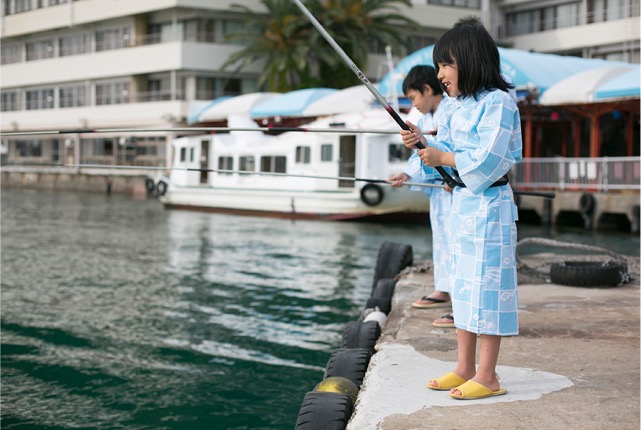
[427,372,467,391]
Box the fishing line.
[66,164,553,196]
[67,164,446,189]
[292,0,458,189]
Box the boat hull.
[159,185,430,221]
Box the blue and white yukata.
[403,99,453,295]
[425,89,522,336]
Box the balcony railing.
[511,157,641,192]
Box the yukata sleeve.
[403,150,429,192]
[455,94,520,194]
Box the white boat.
[154,110,430,221]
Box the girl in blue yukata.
[400,16,522,400]
[388,65,455,329]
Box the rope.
[516,237,639,283]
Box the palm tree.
[221,0,318,92]
[307,0,419,89]
[221,0,419,92]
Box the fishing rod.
[0,126,435,137]
[66,164,554,197]
[67,164,446,189]
[292,0,457,189]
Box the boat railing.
[511,156,641,192]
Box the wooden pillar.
[589,114,601,158]
[627,111,634,156]
[572,116,581,157]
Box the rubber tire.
[579,193,595,214]
[371,278,396,298]
[295,391,354,430]
[324,348,372,388]
[342,321,381,352]
[372,242,413,287]
[365,297,391,315]
[360,183,384,206]
[145,178,155,193]
[550,261,627,287]
[156,180,168,196]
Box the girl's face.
[436,61,460,97]
[405,84,439,115]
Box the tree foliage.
[221,0,419,92]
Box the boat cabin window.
[180,147,195,162]
[295,146,311,164]
[239,155,255,172]
[321,144,333,162]
[217,156,233,173]
[388,143,412,162]
[260,155,286,173]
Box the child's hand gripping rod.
[292,0,458,189]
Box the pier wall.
[1,168,148,196]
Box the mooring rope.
[515,237,639,283]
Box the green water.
[1,189,638,429]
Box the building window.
[96,26,131,51]
[217,156,233,172]
[1,91,19,112]
[95,81,130,105]
[321,144,333,162]
[59,85,87,108]
[17,140,42,157]
[180,147,187,162]
[25,88,54,110]
[59,33,90,57]
[260,155,286,173]
[26,39,55,61]
[1,43,22,64]
[295,146,311,164]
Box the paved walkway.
[348,260,640,430]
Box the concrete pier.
[348,260,640,429]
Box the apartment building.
[1,0,638,167]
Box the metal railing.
[511,157,641,192]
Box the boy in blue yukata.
[400,16,522,400]
[388,65,455,329]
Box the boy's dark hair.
[433,16,513,98]
[402,65,443,96]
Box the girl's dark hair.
[433,16,513,98]
[402,65,443,96]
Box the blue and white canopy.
[377,45,635,100]
[250,88,338,118]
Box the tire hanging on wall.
[342,321,381,352]
[550,261,628,287]
[324,348,372,389]
[372,242,413,287]
[295,391,354,430]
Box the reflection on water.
[2,189,638,430]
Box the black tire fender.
[324,348,372,389]
[550,261,627,287]
[360,183,384,206]
[579,193,595,214]
[156,180,168,196]
[342,321,381,352]
[372,242,413,287]
[295,391,353,430]
[371,278,396,298]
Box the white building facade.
[1,0,638,167]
